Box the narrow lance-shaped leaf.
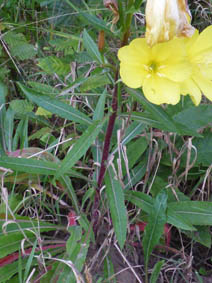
[168,201,212,226]
[17,83,92,126]
[142,191,167,267]
[105,166,127,249]
[55,119,106,179]
[83,29,103,64]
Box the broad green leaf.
[124,190,195,230]
[127,88,201,136]
[105,167,127,249]
[3,31,37,60]
[192,132,212,166]
[124,191,153,214]
[80,74,110,92]
[125,137,148,170]
[168,201,212,226]
[18,83,92,126]
[83,29,103,64]
[150,260,165,283]
[184,226,211,248]
[142,191,167,267]
[0,232,35,258]
[167,212,196,231]
[0,156,59,175]
[38,56,70,76]
[128,88,178,132]
[0,257,36,282]
[55,119,105,179]
[173,105,212,131]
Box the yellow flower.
[145,0,195,46]
[118,37,191,105]
[181,26,212,105]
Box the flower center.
[149,62,157,72]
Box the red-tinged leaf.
[0,244,65,267]
[67,210,77,227]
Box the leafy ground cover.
[0,0,212,282]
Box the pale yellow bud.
[145,0,195,46]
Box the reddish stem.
[97,71,119,189]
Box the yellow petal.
[193,73,212,102]
[143,75,181,105]
[181,79,202,105]
[160,62,191,82]
[152,38,186,63]
[118,38,150,65]
[200,64,212,79]
[190,25,212,56]
[119,63,148,88]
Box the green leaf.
[93,89,107,121]
[167,201,212,226]
[18,83,92,126]
[83,29,103,63]
[10,99,34,115]
[23,240,37,282]
[55,119,105,179]
[0,232,35,258]
[150,260,165,283]
[167,210,196,231]
[80,74,110,92]
[81,13,112,33]
[142,191,167,266]
[103,256,116,283]
[0,214,61,236]
[0,156,59,175]
[184,226,211,248]
[105,167,127,249]
[192,132,212,166]
[127,88,201,136]
[37,56,70,76]
[0,257,36,282]
[124,191,153,214]
[124,190,195,230]
[173,105,212,131]
[3,31,37,60]
[4,107,14,152]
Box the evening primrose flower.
[118,37,191,105]
[181,26,212,105]
[145,0,195,46]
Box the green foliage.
[1,1,212,282]
[3,32,37,60]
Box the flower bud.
[145,0,195,46]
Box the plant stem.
[92,2,133,233]
[97,71,119,189]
